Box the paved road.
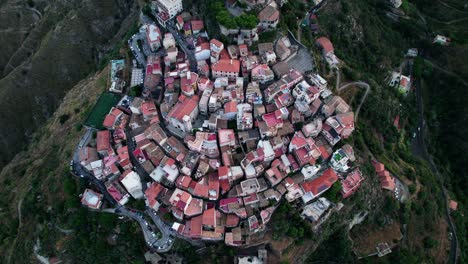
[423,59,468,87]
[410,12,459,263]
[128,34,146,67]
[413,75,459,264]
[71,128,174,252]
[163,19,198,72]
[335,68,370,123]
[425,15,468,25]
[116,206,173,252]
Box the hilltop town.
[72,0,404,259]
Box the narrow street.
[71,128,175,253]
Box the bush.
[59,114,70,124]
[128,85,143,97]
[423,236,438,249]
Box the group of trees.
[270,202,312,243]
[209,1,258,29]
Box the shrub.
[59,114,70,124]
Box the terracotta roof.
[373,161,385,173]
[96,130,111,152]
[189,215,203,238]
[117,146,129,161]
[211,59,240,73]
[202,207,216,227]
[191,20,204,31]
[184,197,203,216]
[449,200,458,211]
[167,95,199,121]
[103,107,123,128]
[262,112,283,127]
[210,39,223,49]
[176,15,184,25]
[341,168,364,198]
[145,182,164,208]
[226,214,240,227]
[224,101,237,113]
[141,101,157,116]
[193,179,209,198]
[316,37,334,54]
[258,4,279,22]
[301,168,338,196]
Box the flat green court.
[84,92,121,129]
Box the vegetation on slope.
[0,0,137,169]
[0,67,145,263]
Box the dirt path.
[425,15,468,25]
[7,196,24,264]
[437,0,468,14]
[424,59,468,87]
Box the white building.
[154,0,183,18]
[309,73,328,90]
[120,171,144,199]
[130,68,144,87]
[300,197,331,222]
[163,32,176,49]
[146,24,162,52]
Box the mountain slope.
[0,0,138,169]
[0,65,146,263]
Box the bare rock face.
[0,0,138,168]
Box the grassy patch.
[84,93,121,129]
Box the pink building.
[341,168,364,198]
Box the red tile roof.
[301,168,338,197]
[226,214,240,227]
[191,20,204,31]
[145,182,164,208]
[316,37,334,54]
[372,161,385,173]
[262,112,283,127]
[117,146,129,161]
[103,108,124,128]
[193,180,209,198]
[341,168,364,198]
[202,207,216,227]
[176,175,193,189]
[211,59,240,73]
[210,39,223,49]
[208,173,220,200]
[449,200,458,211]
[96,130,111,152]
[141,101,157,116]
[224,101,237,113]
[258,4,279,22]
[167,95,199,121]
[190,215,203,238]
[219,179,230,194]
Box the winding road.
[71,128,174,253]
[334,68,370,123]
[413,76,459,264]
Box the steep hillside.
[0,66,146,263]
[0,0,138,168]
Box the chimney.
[230,59,233,65]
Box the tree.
[128,85,142,97]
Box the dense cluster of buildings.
[79,0,366,248]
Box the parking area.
[286,47,315,74]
